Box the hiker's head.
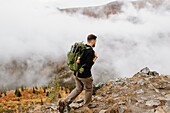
[87,34,97,47]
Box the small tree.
[58,93,62,98]
[21,85,24,91]
[4,90,6,96]
[15,88,18,95]
[46,92,49,97]
[35,86,38,90]
[48,74,60,102]
[35,91,39,95]
[24,86,27,91]
[43,87,46,93]
[40,98,43,105]
[61,87,63,90]
[33,87,35,94]
[15,89,22,97]
[65,89,68,94]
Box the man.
[59,34,98,112]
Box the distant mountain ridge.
[59,0,167,18]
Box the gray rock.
[118,102,126,105]
[161,78,165,81]
[141,109,154,113]
[137,100,144,103]
[100,93,106,97]
[124,81,131,86]
[33,106,41,111]
[106,91,112,94]
[144,78,151,81]
[135,102,139,106]
[135,89,144,94]
[148,71,159,76]
[100,99,104,102]
[165,100,170,106]
[99,110,107,113]
[137,74,142,77]
[161,92,166,95]
[75,98,84,103]
[115,81,124,85]
[115,78,122,82]
[94,96,103,101]
[110,85,116,89]
[155,106,166,113]
[113,103,118,107]
[45,106,51,109]
[149,76,156,80]
[141,97,147,100]
[128,99,132,103]
[120,85,128,90]
[148,83,155,89]
[69,103,83,109]
[51,103,56,106]
[137,79,146,86]
[50,106,57,111]
[118,106,125,113]
[156,95,170,101]
[93,82,104,95]
[113,97,122,101]
[140,67,150,74]
[45,102,51,105]
[112,92,120,98]
[162,106,170,113]
[95,82,104,88]
[155,85,166,89]
[148,83,160,93]
[146,100,161,106]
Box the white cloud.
[0,0,170,87]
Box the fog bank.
[0,0,170,88]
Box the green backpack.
[67,42,90,76]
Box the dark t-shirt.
[74,44,95,78]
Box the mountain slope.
[33,67,170,113]
[59,0,167,18]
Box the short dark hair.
[87,34,97,43]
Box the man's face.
[92,40,96,47]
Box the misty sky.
[0,0,170,87]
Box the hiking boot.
[59,100,71,113]
[59,100,65,113]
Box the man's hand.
[93,52,98,63]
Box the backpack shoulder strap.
[86,46,91,49]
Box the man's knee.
[84,82,93,92]
[84,86,93,92]
[75,86,83,93]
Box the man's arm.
[93,51,98,63]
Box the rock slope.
[32,67,170,113]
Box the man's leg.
[62,76,84,105]
[79,76,93,107]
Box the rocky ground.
[32,67,170,113]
